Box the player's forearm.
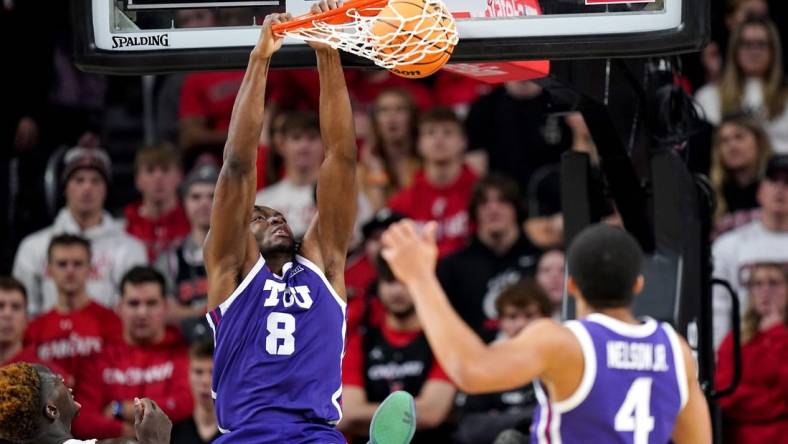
[222,54,270,171]
[406,274,489,391]
[316,49,356,162]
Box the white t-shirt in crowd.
[711,220,788,350]
[694,78,788,154]
[12,208,148,317]
[255,178,373,247]
[63,440,97,444]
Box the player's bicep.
[671,340,712,444]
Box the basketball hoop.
[271,0,459,78]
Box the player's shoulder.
[522,318,578,346]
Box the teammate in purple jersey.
[202,2,359,442]
[381,221,713,443]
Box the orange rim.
[272,0,390,34]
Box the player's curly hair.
[0,363,42,443]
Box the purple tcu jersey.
[206,254,346,443]
[531,314,688,444]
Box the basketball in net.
[273,0,458,78]
[369,0,457,78]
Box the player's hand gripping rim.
[253,12,293,60]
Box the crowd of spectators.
[1,0,787,442]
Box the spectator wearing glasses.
[715,262,788,444]
[712,154,788,349]
[695,16,788,153]
[452,280,551,444]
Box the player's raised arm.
[381,221,578,393]
[301,0,358,293]
[204,13,290,310]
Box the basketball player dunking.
[382,221,713,443]
[203,3,368,442]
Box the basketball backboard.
[73,0,709,74]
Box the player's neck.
[264,252,293,276]
[424,158,462,187]
[385,312,420,332]
[588,307,639,325]
[140,195,178,219]
[56,290,91,313]
[0,340,22,362]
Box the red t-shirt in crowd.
[432,72,492,109]
[345,71,434,111]
[2,345,74,386]
[344,254,385,334]
[72,327,193,439]
[267,69,322,111]
[715,325,788,444]
[256,143,284,191]
[342,322,450,388]
[179,71,245,131]
[25,301,122,380]
[388,164,477,257]
[124,202,191,262]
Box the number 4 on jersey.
[614,377,655,444]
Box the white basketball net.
[280,0,459,69]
